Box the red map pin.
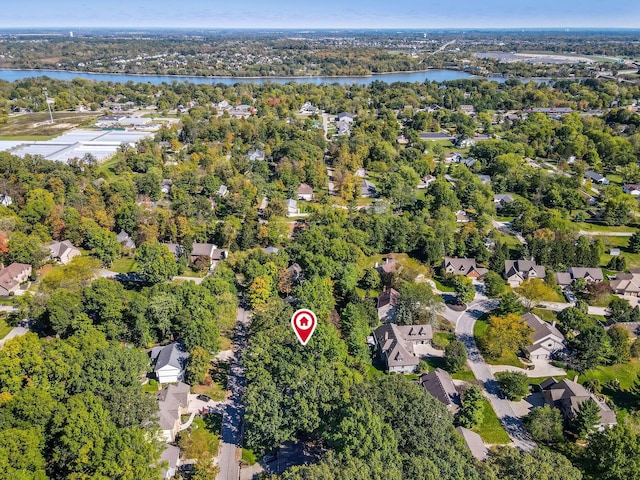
[291,309,317,346]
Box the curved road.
[443,295,536,451]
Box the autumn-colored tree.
[480,313,533,360]
[516,278,557,311]
[247,276,274,309]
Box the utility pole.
[43,88,54,124]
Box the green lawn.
[422,355,475,381]
[192,361,230,402]
[143,379,159,393]
[178,415,221,460]
[0,134,59,141]
[577,359,640,391]
[111,257,136,274]
[576,222,636,233]
[432,332,456,349]
[472,397,511,444]
[433,276,455,292]
[241,448,258,466]
[0,318,13,340]
[531,308,558,324]
[597,235,640,269]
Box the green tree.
[607,324,631,364]
[0,427,47,480]
[629,230,640,253]
[134,242,179,283]
[573,398,601,439]
[484,270,507,298]
[516,278,557,311]
[495,371,529,401]
[480,313,533,360]
[186,346,211,385]
[486,446,582,480]
[452,275,475,304]
[444,339,467,373]
[5,232,48,268]
[456,385,484,428]
[569,326,610,372]
[20,188,55,225]
[582,424,640,480]
[523,405,564,444]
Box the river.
[0,68,522,85]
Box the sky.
[2,0,639,29]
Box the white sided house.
[48,240,81,264]
[157,382,190,442]
[504,259,546,287]
[151,342,190,384]
[523,313,565,360]
[0,263,32,296]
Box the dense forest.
[0,74,640,478]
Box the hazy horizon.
[2,0,639,29]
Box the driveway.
[443,296,536,451]
[0,326,29,349]
[217,306,250,480]
[187,394,225,416]
[488,359,566,378]
[492,220,527,245]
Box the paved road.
[217,306,250,480]
[327,166,335,196]
[0,326,29,349]
[442,295,536,451]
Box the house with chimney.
[504,259,546,287]
[377,288,400,323]
[373,323,433,373]
[541,378,617,430]
[442,257,488,279]
[522,313,565,360]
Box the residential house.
[523,313,565,360]
[541,378,617,430]
[0,263,32,296]
[150,342,190,384]
[555,267,604,288]
[455,210,472,223]
[455,427,488,461]
[494,194,515,209]
[459,104,476,115]
[299,102,318,114]
[263,246,280,255]
[336,120,351,136]
[157,382,190,442]
[297,183,314,201]
[623,184,640,196]
[418,175,436,189]
[610,270,640,296]
[456,136,476,148]
[286,263,304,284]
[504,260,546,287]
[420,132,455,141]
[584,170,610,185]
[286,199,299,216]
[477,174,492,184]
[337,112,354,123]
[419,368,460,413]
[247,149,266,161]
[258,196,268,216]
[160,444,181,479]
[0,194,12,207]
[191,243,218,267]
[377,287,400,323]
[373,323,433,373]
[610,248,621,256]
[216,185,228,197]
[361,179,377,198]
[396,135,410,145]
[376,255,398,275]
[117,230,136,249]
[443,257,488,279]
[161,179,173,194]
[48,240,81,264]
[355,167,368,178]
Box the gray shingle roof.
[154,342,190,372]
[419,368,459,409]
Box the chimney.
[552,321,557,327]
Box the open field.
[0,112,101,137]
[596,235,640,269]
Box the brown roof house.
[610,270,640,296]
[443,257,488,279]
[504,259,546,287]
[297,183,314,201]
[157,382,191,442]
[555,267,603,288]
[377,288,400,323]
[541,378,617,430]
[419,368,460,413]
[373,323,433,373]
[0,263,32,296]
[522,313,565,360]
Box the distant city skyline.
[2,0,639,29]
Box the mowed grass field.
[0,111,101,138]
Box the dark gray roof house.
[504,259,546,286]
[117,230,135,249]
[555,267,604,287]
[151,342,190,384]
[443,257,488,279]
[585,170,610,185]
[419,368,460,413]
[157,382,190,442]
[542,378,617,429]
[455,427,488,461]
